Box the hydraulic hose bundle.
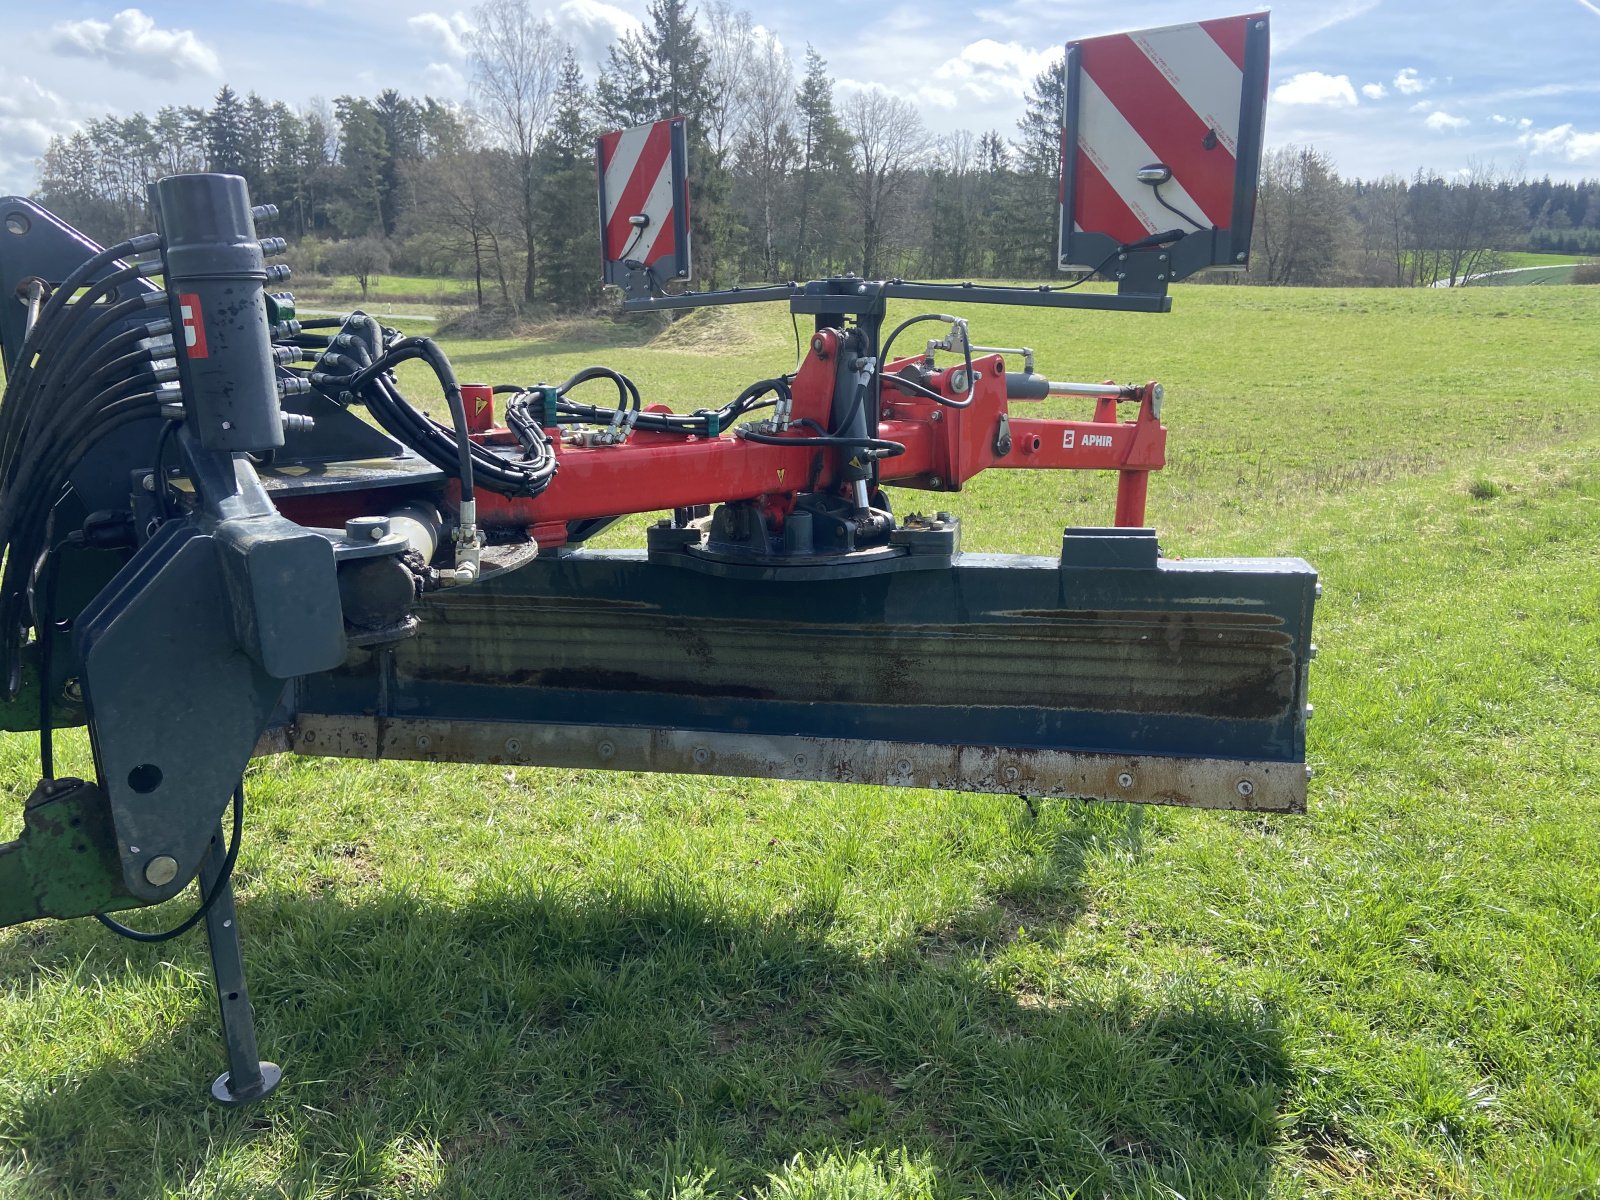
[0,233,168,697]
[501,370,787,443]
[308,317,556,500]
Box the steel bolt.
[1117,771,1134,789]
[144,855,179,887]
[1305,704,1315,721]
[1002,766,1020,783]
[598,740,615,760]
[140,473,156,493]
[895,758,912,774]
[928,476,942,488]
[62,678,82,703]
[935,511,952,523]
[693,747,710,765]
[1236,779,1255,798]
[416,734,432,751]
[504,738,521,755]
[221,421,233,431]
[302,730,316,745]
[794,753,807,768]
[1235,252,1247,263]
[930,410,942,422]
[346,515,390,541]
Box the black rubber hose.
[94,782,244,944]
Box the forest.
[27,0,1600,310]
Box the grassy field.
[1474,264,1594,286]
[1494,252,1590,270]
[3,285,1600,1198]
[290,272,475,321]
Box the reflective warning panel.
[596,117,691,296]
[1060,12,1269,280]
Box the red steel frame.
[287,333,1166,544]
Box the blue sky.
[2,1,1597,196]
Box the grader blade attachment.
[294,530,1317,812]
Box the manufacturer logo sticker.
[178,293,208,359]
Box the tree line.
[1254,147,1600,287]
[32,0,1600,309]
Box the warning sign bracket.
[1059,12,1269,288]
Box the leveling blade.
[294,529,1318,811]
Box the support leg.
[199,822,281,1105]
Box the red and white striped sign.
[596,117,688,271]
[1065,13,1267,249]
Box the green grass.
[1494,252,1589,270]
[292,272,478,318]
[4,286,1600,1198]
[1473,263,1589,286]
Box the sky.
[1,0,1598,197]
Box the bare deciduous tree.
[1255,145,1353,285]
[406,146,514,309]
[842,89,927,278]
[734,29,797,279]
[467,0,566,304]
[702,1,758,167]
[325,235,391,299]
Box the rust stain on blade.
[290,714,1307,812]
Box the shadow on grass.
[5,804,1288,1199]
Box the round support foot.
[211,1061,282,1106]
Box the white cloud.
[1361,82,1387,99]
[1272,71,1359,108]
[1393,67,1430,95]
[930,39,1059,103]
[49,8,219,79]
[0,77,82,194]
[1424,111,1469,131]
[422,62,467,94]
[1520,122,1600,164]
[915,86,960,110]
[555,0,643,69]
[408,12,473,61]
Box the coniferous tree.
[373,90,425,236]
[206,85,250,176]
[792,47,852,278]
[1012,57,1066,276]
[333,96,389,237]
[536,50,601,305]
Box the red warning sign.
[1061,12,1269,270]
[596,117,692,289]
